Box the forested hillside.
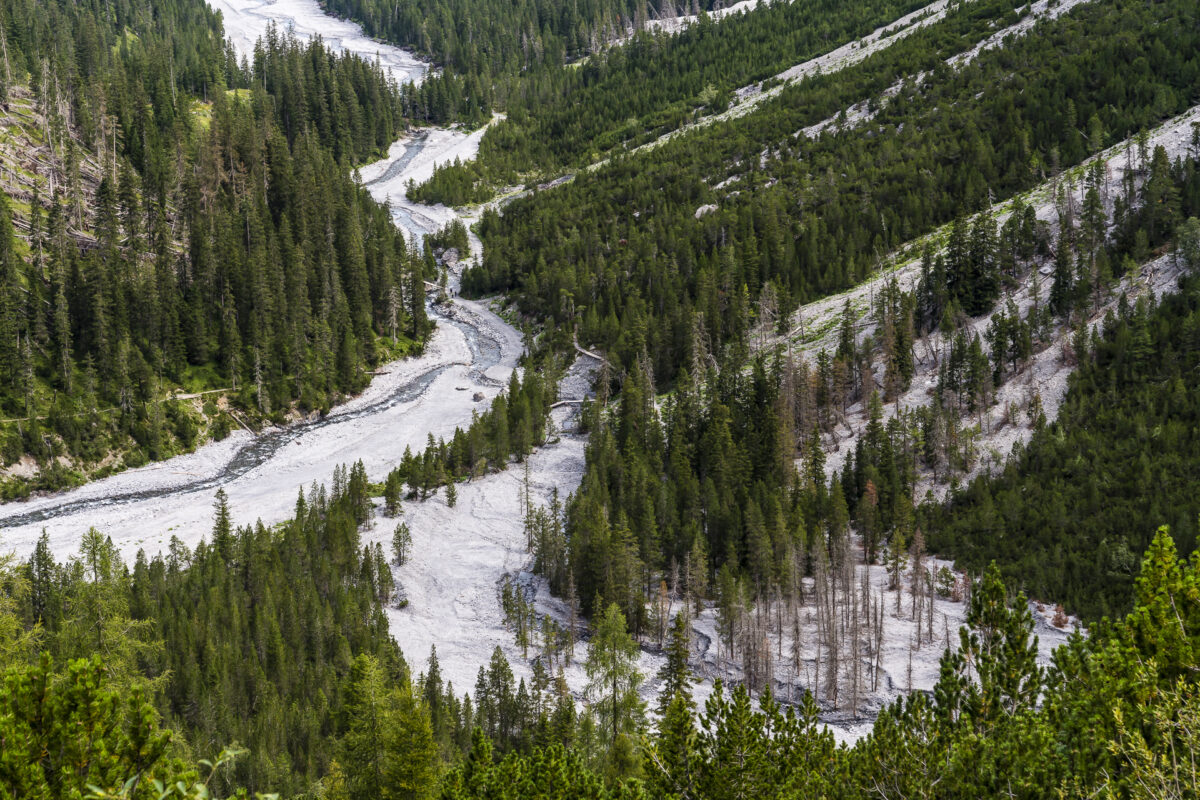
[460,0,1200,641]
[322,0,731,124]
[0,0,430,495]
[17,472,405,795]
[5,503,1200,798]
[407,0,941,197]
[466,0,1199,381]
[925,267,1200,619]
[3,0,1200,796]
[410,0,1082,202]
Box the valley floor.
[0,295,522,562]
[1,0,1168,746]
[209,0,427,85]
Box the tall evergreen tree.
[585,603,645,746]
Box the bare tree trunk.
[926,569,935,648]
[872,593,884,691]
[906,638,914,693]
[850,578,861,718]
[791,609,803,683]
[776,586,784,659]
[0,22,10,91]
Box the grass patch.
[191,100,213,131]
[176,363,227,393]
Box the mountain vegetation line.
[1,0,1199,797]
[0,2,432,496]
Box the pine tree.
[0,191,18,394]
[1177,217,1200,272]
[959,563,1041,725]
[965,211,999,316]
[647,690,698,800]
[341,654,437,800]
[57,529,160,688]
[423,646,446,744]
[585,603,645,746]
[212,488,234,561]
[945,214,971,310]
[385,470,404,516]
[27,532,57,627]
[656,611,695,716]
[1125,526,1195,675]
[392,523,412,566]
[0,654,249,798]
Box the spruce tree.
[585,603,645,746]
[341,654,438,800]
[656,611,695,716]
[212,488,234,562]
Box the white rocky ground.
[800,0,1094,140]
[371,355,603,693]
[209,0,427,85]
[778,104,1200,494]
[372,351,714,721]
[456,504,1076,743]
[686,553,1079,744]
[0,294,523,562]
[358,122,496,245]
[643,0,770,36]
[597,0,778,47]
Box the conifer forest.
[1,0,1200,796]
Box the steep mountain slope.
[465,0,1198,379]
[2,0,1200,797]
[412,0,1102,202]
[0,2,430,496]
[452,0,1200,703]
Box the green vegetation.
[0,1,430,488]
[0,654,277,799]
[15,469,403,795]
[322,0,721,125]
[411,0,1060,203]
[469,0,1200,633]
[464,0,1200,386]
[527,161,1199,638]
[7,521,1200,799]
[385,364,557,499]
[454,532,1200,798]
[926,267,1200,620]
[2,0,1199,794]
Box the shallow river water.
[0,0,520,561]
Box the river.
[0,0,1084,739]
[0,0,522,562]
[0,0,608,702]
